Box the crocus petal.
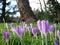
[56,29,60,37]
[26,26,32,31]
[53,38,58,45]
[2,30,9,40]
[32,27,38,37]
[9,23,14,28]
[37,20,42,31]
[41,20,49,34]
[14,26,24,37]
[11,27,15,32]
[48,25,54,32]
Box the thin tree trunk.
[1,0,6,22]
[16,0,37,22]
[43,0,47,12]
[39,0,43,12]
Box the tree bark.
[43,0,47,12]
[16,0,37,22]
[1,0,6,22]
[39,0,43,12]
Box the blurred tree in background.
[0,0,18,22]
[47,0,60,22]
[35,0,60,23]
[16,0,37,22]
[0,0,60,23]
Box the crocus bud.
[14,26,24,38]
[2,30,9,42]
[53,38,58,45]
[37,20,42,32]
[32,27,38,37]
[26,26,32,31]
[41,20,49,35]
[9,23,14,28]
[48,25,54,32]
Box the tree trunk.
[16,0,37,22]
[1,0,6,22]
[43,0,47,12]
[39,0,43,12]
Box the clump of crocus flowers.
[2,20,60,45]
[37,20,54,35]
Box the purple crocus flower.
[14,26,24,37]
[37,20,42,32]
[9,23,14,28]
[37,20,49,35]
[41,20,49,35]
[48,25,54,32]
[32,27,38,37]
[2,30,9,41]
[9,23,15,32]
[53,38,58,45]
[56,29,60,37]
[26,26,32,31]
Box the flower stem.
[18,37,22,45]
[31,37,33,45]
[6,40,9,45]
[35,36,38,45]
[3,18,5,29]
[29,31,31,37]
[55,25,56,39]
[50,32,51,41]
[52,32,53,39]
[45,35,47,45]
[12,39,14,45]
[41,32,44,45]
[7,42,9,45]
[50,32,53,41]
[59,37,60,45]
[18,35,23,45]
